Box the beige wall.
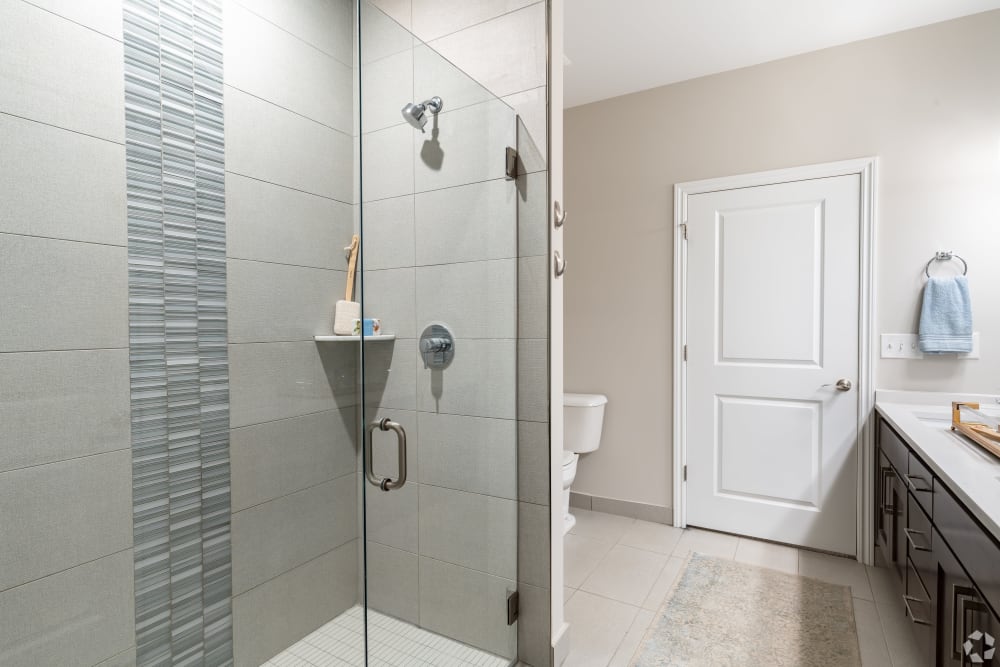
[564,11,1000,510]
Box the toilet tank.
[564,393,608,454]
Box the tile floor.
[264,605,510,667]
[562,509,923,667]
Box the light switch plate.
[880,333,980,359]
[881,333,923,358]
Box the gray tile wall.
[222,1,360,665]
[0,2,137,665]
[358,3,550,663]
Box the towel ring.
[925,252,967,278]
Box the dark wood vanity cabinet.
[932,530,1000,667]
[875,414,1000,666]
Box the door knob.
[822,378,853,392]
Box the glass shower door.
[358,2,520,663]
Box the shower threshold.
[263,605,511,667]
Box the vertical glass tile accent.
[124,1,232,665]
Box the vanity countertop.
[876,390,1000,544]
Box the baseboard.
[568,491,672,525]
[551,621,571,667]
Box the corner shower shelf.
[314,334,396,342]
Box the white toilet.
[562,392,608,533]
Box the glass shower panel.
[358,2,520,664]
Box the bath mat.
[632,552,861,666]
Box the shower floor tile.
[263,605,511,667]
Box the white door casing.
[674,159,877,558]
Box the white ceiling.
[564,0,1000,108]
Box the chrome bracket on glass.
[420,322,455,369]
[365,417,407,492]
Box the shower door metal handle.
[365,417,407,492]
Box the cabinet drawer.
[935,482,1000,617]
[905,451,935,518]
[878,419,908,477]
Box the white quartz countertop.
[875,390,1000,543]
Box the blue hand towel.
[918,275,973,353]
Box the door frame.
[672,157,878,563]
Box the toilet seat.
[562,450,578,468]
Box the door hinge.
[680,223,688,240]
[506,591,519,625]
[505,147,518,179]
[683,465,688,482]
[683,344,687,362]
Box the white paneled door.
[685,174,860,555]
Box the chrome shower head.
[401,96,443,132]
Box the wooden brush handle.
[345,235,359,301]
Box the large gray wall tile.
[234,0,353,65]
[361,268,416,339]
[232,474,357,593]
[0,550,134,667]
[22,0,123,39]
[0,235,127,352]
[414,179,516,266]
[364,477,418,552]
[518,255,548,339]
[362,124,415,202]
[361,48,413,132]
[0,349,129,473]
[0,451,132,592]
[415,259,516,339]
[364,338,417,411]
[229,341,357,427]
[365,541,419,625]
[411,0,537,43]
[505,86,547,164]
[233,541,358,667]
[93,646,138,667]
[516,170,548,257]
[360,1,414,64]
[517,420,550,506]
[414,99,515,193]
[228,259,344,343]
[0,114,125,246]
[0,2,123,142]
[360,195,415,271]
[225,86,353,202]
[418,412,515,499]
[426,3,545,99]
[227,173,352,270]
[516,582,552,667]
[418,556,517,658]
[518,338,548,423]
[518,501,550,588]
[413,44,494,114]
[419,485,516,580]
[225,0,352,132]
[231,408,357,512]
[416,339,515,419]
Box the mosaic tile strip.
[124,1,232,665]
